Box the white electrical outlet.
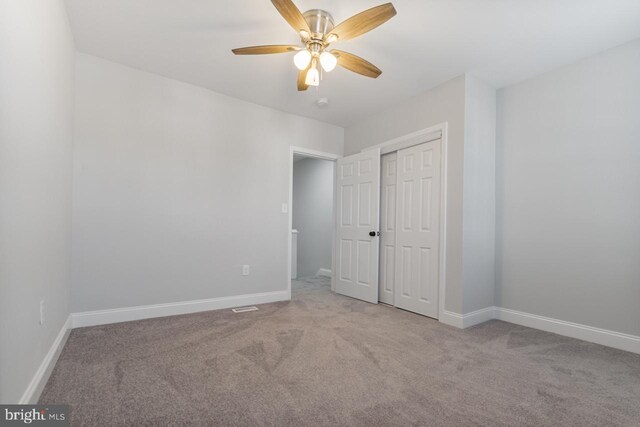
[39,300,45,325]
[242,265,250,276]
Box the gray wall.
[72,54,344,312]
[0,0,74,402]
[345,74,497,316]
[345,76,467,314]
[462,76,496,313]
[496,39,640,335]
[292,158,334,278]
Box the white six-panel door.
[335,148,381,304]
[393,140,441,318]
[379,153,397,305]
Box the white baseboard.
[316,268,332,277]
[439,306,495,329]
[461,306,496,328]
[71,290,289,328]
[439,306,639,354]
[494,307,640,354]
[439,310,464,328]
[19,315,72,404]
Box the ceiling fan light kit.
[232,0,396,91]
[305,61,320,86]
[293,50,312,70]
[319,51,337,72]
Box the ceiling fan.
[232,0,397,91]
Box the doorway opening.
[287,147,340,299]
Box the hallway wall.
[292,158,334,278]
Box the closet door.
[394,140,441,318]
[379,152,397,305]
[335,148,381,304]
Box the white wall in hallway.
[496,39,640,336]
[292,158,334,278]
[0,0,74,403]
[72,54,344,313]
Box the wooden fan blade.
[232,45,300,55]
[297,65,310,91]
[330,3,396,41]
[271,0,311,34]
[332,50,382,78]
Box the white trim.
[494,307,640,354]
[438,123,449,322]
[288,146,340,296]
[19,316,72,404]
[438,310,464,328]
[440,305,639,354]
[438,306,495,329]
[331,159,338,293]
[361,124,443,155]
[291,146,341,161]
[71,290,288,328]
[462,306,495,328]
[316,268,332,277]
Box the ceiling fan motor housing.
[303,9,334,40]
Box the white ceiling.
[65,0,640,127]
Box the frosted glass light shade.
[319,52,337,72]
[293,50,312,70]
[305,67,320,86]
[325,34,338,43]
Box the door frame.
[361,122,448,320]
[288,146,341,299]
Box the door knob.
[369,231,378,237]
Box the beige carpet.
[40,276,640,426]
